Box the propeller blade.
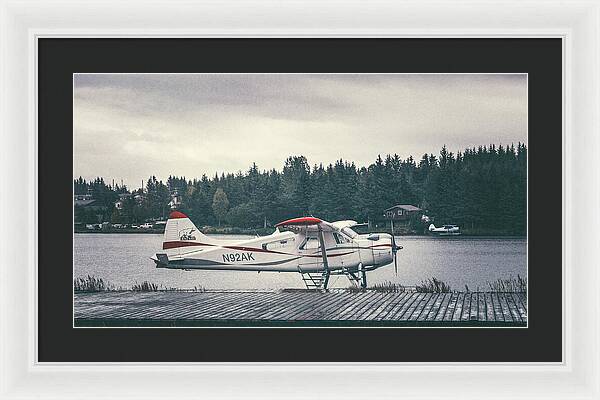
[391,235,398,275]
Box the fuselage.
[152,214,395,273]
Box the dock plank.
[434,293,452,321]
[337,291,381,320]
[425,293,444,321]
[484,292,495,322]
[410,293,436,321]
[298,292,356,320]
[511,292,528,322]
[361,291,405,321]
[393,293,425,320]
[477,292,486,322]
[373,292,411,320]
[491,293,504,322]
[505,293,522,323]
[74,290,527,326]
[461,293,473,321]
[442,293,458,322]
[452,293,466,322]
[498,293,514,323]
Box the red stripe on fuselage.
[223,245,289,254]
[304,251,354,258]
[162,241,290,254]
[162,241,214,250]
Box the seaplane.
[151,211,402,289]
[428,223,461,236]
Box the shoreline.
[73,229,527,238]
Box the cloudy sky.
[74,73,527,189]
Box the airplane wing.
[275,217,335,232]
[329,220,359,231]
[275,217,364,235]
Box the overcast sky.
[74,73,527,189]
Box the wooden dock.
[74,290,527,327]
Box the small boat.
[428,224,461,236]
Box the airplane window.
[333,233,342,244]
[263,238,294,251]
[300,237,320,250]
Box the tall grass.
[74,275,115,292]
[74,275,207,292]
[131,281,159,292]
[487,275,527,293]
[347,281,406,293]
[415,277,452,293]
[371,281,406,292]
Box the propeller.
[391,235,403,275]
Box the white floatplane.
[428,224,461,236]
[151,211,402,289]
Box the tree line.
[74,143,527,235]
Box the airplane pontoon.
[151,211,401,289]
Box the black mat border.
[38,38,562,362]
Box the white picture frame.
[1,0,598,398]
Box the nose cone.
[372,234,394,265]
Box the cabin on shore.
[383,204,422,221]
[382,204,423,233]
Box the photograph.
[73,73,528,327]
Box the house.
[114,193,132,210]
[383,204,422,221]
[74,194,107,224]
[74,194,100,208]
[74,194,95,206]
[169,189,182,209]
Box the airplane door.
[297,235,324,272]
[333,232,357,271]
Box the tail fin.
[428,224,436,231]
[163,211,216,254]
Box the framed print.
[42,38,554,362]
[72,70,530,331]
[1,1,600,399]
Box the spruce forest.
[74,143,527,235]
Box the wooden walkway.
[74,290,527,327]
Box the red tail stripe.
[169,211,189,219]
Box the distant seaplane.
[428,224,461,236]
[151,211,402,289]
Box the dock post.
[317,226,330,290]
[359,263,367,289]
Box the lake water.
[74,233,526,291]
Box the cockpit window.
[333,232,350,244]
[300,237,320,250]
[333,233,342,244]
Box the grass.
[75,274,525,294]
[487,275,527,293]
[347,281,406,293]
[415,277,452,293]
[74,275,206,292]
[74,275,116,292]
[131,281,159,291]
[370,281,406,292]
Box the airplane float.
[151,211,402,289]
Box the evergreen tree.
[75,143,527,235]
[212,188,229,227]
